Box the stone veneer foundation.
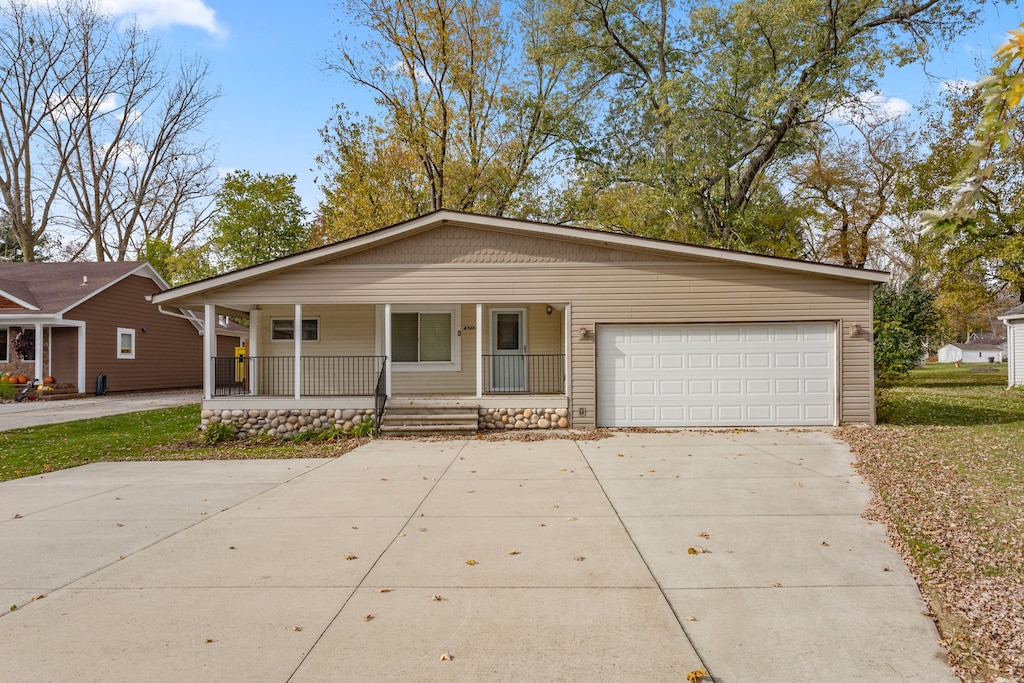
[201,408,376,438]
[202,405,571,438]
[478,407,570,430]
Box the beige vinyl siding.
[206,262,872,426]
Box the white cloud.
[101,0,226,37]
[23,0,227,38]
[828,90,912,125]
[100,139,148,168]
[46,92,119,120]
[388,59,429,84]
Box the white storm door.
[490,309,527,392]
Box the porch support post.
[249,308,259,395]
[293,304,302,400]
[563,303,571,398]
[384,303,392,397]
[77,323,86,394]
[203,304,216,400]
[33,323,43,384]
[475,304,483,398]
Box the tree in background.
[874,277,940,385]
[0,0,218,262]
[317,0,581,239]
[548,0,985,252]
[791,112,919,269]
[210,171,309,271]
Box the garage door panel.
[598,323,835,427]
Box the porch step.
[383,400,480,437]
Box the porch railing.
[481,354,565,394]
[211,355,387,398]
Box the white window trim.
[389,305,461,373]
[116,327,136,359]
[270,317,320,343]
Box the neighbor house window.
[0,328,8,363]
[117,327,136,359]
[390,308,459,370]
[271,318,319,342]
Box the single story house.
[150,211,889,436]
[936,343,1005,364]
[999,302,1024,386]
[1,261,247,394]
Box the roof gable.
[335,223,677,266]
[0,262,165,316]
[153,210,890,305]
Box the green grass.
[0,404,363,482]
[877,362,1022,426]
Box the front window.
[117,327,136,359]
[272,318,319,342]
[389,307,460,371]
[0,328,8,362]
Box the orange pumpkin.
[0,376,9,384]
[43,376,55,384]
[17,375,29,385]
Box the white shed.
[999,303,1024,386]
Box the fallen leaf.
[687,547,708,555]
[9,605,16,612]
[882,566,891,572]
[31,594,44,602]
[204,638,214,644]
[769,581,782,587]
[116,523,124,527]
[617,453,624,457]
[118,555,125,560]
[687,667,708,681]
[573,555,586,561]
[795,482,804,487]
[363,614,375,622]
[467,489,476,493]
[12,514,22,519]
[698,532,710,539]
[508,550,521,556]
[465,559,477,565]
[539,523,546,527]
[820,541,830,546]
[352,526,358,529]
[417,528,427,532]
[228,546,236,550]
[684,616,697,622]
[380,478,388,481]
[432,595,444,601]
[567,517,577,522]
[439,652,453,661]
[378,588,393,593]
[293,626,303,632]
[344,554,358,560]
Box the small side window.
[117,327,136,359]
[0,327,8,363]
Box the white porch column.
[249,308,260,396]
[77,322,86,394]
[476,304,483,398]
[293,304,302,400]
[563,303,572,399]
[383,303,392,397]
[203,304,216,400]
[33,323,43,383]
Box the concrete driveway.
[0,390,201,431]
[0,431,954,682]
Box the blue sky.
[95,0,1024,214]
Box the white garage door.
[597,323,836,427]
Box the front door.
[490,309,527,392]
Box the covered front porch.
[200,302,571,436]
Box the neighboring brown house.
[0,262,246,394]
[152,210,889,437]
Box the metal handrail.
[211,355,387,397]
[481,354,565,394]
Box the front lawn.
[0,405,364,482]
[839,363,1024,682]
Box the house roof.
[0,261,166,317]
[152,210,890,306]
[999,301,1024,321]
[944,343,1004,352]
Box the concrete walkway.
[0,390,201,431]
[0,431,954,682]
